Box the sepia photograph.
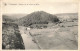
[1,0,79,50]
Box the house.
[26,27,31,31]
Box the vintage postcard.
[0,0,80,51]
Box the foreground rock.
[2,23,25,49]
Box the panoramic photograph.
[2,2,78,50]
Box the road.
[19,26,39,50]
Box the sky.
[2,0,78,14]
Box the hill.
[15,11,59,27]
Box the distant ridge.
[55,13,78,21]
[55,13,78,16]
[3,14,27,19]
[2,15,14,22]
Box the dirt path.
[19,26,39,50]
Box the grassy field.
[30,21,78,50]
